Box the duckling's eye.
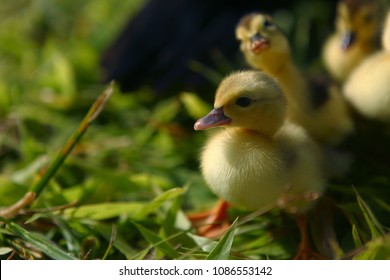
[263,19,274,28]
[235,96,253,107]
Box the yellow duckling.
[235,13,353,145]
[195,70,325,258]
[322,0,381,82]
[195,70,324,217]
[343,10,390,121]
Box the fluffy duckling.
[322,0,381,82]
[343,11,390,122]
[195,71,325,258]
[236,13,353,145]
[195,70,324,213]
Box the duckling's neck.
[249,50,303,87]
[250,51,291,77]
[228,125,279,141]
[354,36,377,52]
[257,58,309,112]
[266,60,302,87]
[226,128,274,146]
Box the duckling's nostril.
[249,33,269,53]
[250,33,263,43]
[194,108,231,131]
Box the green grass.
[1,0,390,260]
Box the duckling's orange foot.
[187,200,230,238]
[291,214,328,260]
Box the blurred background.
[0,0,389,260]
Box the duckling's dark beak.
[341,31,356,51]
[194,107,231,130]
[250,33,270,53]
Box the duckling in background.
[236,13,354,145]
[195,70,325,259]
[343,10,390,122]
[322,0,381,82]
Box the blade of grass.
[186,233,217,253]
[180,92,211,120]
[206,217,238,260]
[351,234,390,260]
[6,221,78,259]
[131,221,181,259]
[355,189,385,239]
[63,188,184,220]
[188,60,224,86]
[102,224,117,260]
[352,224,363,248]
[0,82,114,219]
[0,247,13,255]
[0,192,36,219]
[93,223,138,260]
[30,81,115,197]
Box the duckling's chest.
[200,131,288,210]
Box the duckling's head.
[194,71,286,137]
[235,13,290,71]
[382,10,390,51]
[335,0,381,51]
